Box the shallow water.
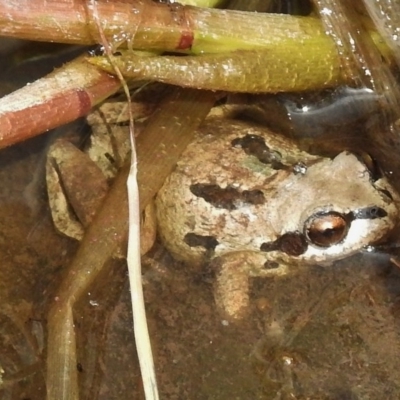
[2,17,400,399]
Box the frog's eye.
[304,212,349,247]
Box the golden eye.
[304,212,349,248]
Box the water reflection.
[282,86,383,138]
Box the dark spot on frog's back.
[184,232,219,251]
[190,183,265,210]
[261,231,308,257]
[231,134,285,170]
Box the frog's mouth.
[260,206,389,257]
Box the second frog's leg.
[46,139,109,240]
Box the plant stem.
[0,0,342,53]
[46,87,216,399]
[88,44,341,93]
[0,56,120,149]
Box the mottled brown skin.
[156,118,400,319]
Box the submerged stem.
[46,87,216,399]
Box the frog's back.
[155,118,319,264]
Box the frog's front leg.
[213,251,289,320]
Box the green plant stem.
[89,44,341,93]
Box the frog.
[46,106,400,320]
[46,101,132,240]
[154,117,400,320]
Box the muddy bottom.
[0,134,76,399]
[103,249,400,400]
[2,135,400,400]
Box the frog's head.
[264,151,400,264]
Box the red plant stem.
[0,56,120,149]
[0,0,195,51]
